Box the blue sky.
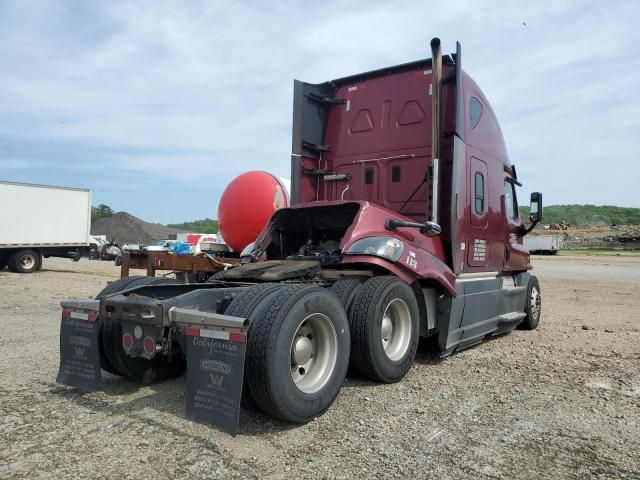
[1,0,638,224]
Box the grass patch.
[558,248,640,256]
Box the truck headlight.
[346,237,405,262]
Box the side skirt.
[436,272,530,357]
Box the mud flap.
[184,327,247,436]
[56,300,102,391]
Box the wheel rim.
[21,254,36,270]
[290,313,338,394]
[530,286,541,320]
[381,298,412,361]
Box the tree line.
[519,204,640,226]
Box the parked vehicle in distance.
[0,181,92,273]
[121,243,141,253]
[524,234,561,255]
[176,232,229,254]
[58,38,544,434]
[142,239,178,252]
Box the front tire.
[245,285,350,423]
[519,275,541,330]
[349,276,419,383]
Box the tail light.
[143,337,156,355]
[122,333,134,351]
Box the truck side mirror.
[385,218,441,237]
[529,192,543,223]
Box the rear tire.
[101,318,185,383]
[519,275,541,330]
[97,276,185,382]
[245,285,350,423]
[95,276,153,299]
[349,276,419,383]
[330,277,367,316]
[223,283,287,410]
[95,276,157,376]
[206,270,228,282]
[9,249,40,273]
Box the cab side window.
[504,181,518,220]
[470,97,483,129]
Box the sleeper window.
[470,97,483,129]
[474,172,485,214]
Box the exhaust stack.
[430,37,442,224]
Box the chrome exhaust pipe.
[430,37,442,223]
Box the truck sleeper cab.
[57,38,543,429]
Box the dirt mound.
[556,225,640,248]
[561,225,640,248]
[91,212,182,245]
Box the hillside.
[519,205,640,226]
[167,218,218,234]
[91,212,182,245]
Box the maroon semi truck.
[57,38,543,433]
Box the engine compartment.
[258,203,360,265]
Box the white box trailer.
[523,234,562,255]
[0,181,92,273]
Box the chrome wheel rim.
[21,254,36,270]
[381,298,412,361]
[530,286,541,320]
[290,313,338,394]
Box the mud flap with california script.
[184,327,246,436]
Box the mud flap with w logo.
[56,304,102,391]
[184,327,247,436]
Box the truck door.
[467,157,489,268]
[502,179,528,271]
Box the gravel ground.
[1,256,639,479]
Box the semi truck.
[0,181,92,273]
[57,38,543,434]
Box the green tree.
[167,218,219,233]
[91,204,114,222]
[519,204,640,226]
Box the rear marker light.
[143,337,155,355]
[122,333,134,351]
[134,325,143,339]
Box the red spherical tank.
[217,171,289,252]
